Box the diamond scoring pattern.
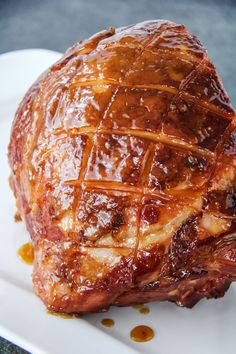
[11,21,236,313]
[40,22,235,244]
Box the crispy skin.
[8,20,236,313]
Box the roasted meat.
[8,20,236,313]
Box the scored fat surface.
[8,20,236,313]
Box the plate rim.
[0,48,140,354]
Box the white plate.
[0,49,235,354]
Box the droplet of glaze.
[101,318,115,327]
[139,307,150,315]
[130,325,154,342]
[14,212,22,222]
[47,310,81,319]
[18,242,34,265]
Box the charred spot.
[222,127,236,156]
[154,145,172,164]
[55,262,78,282]
[77,230,85,241]
[184,155,208,171]
[123,166,141,185]
[168,215,200,273]
[105,135,120,150]
[53,246,82,284]
[166,98,230,151]
[226,191,236,211]
[55,263,70,280]
[76,191,133,241]
[97,256,133,290]
[112,211,125,230]
[48,205,57,218]
[84,192,119,214]
[203,189,236,216]
[173,215,199,246]
[200,113,230,151]
[134,245,165,281]
[142,204,160,224]
[45,181,54,191]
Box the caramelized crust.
[8,20,236,313]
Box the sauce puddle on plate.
[101,318,115,327]
[18,242,34,265]
[130,325,154,342]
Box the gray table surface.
[0,0,235,353]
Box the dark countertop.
[0,0,235,105]
[0,0,235,353]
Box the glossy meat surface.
[8,20,236,313]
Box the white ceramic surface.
[0,49,235,354]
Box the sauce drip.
[130,325,154,342]
[132,304,144,310]
[18,242,34,265]
[101,318,115,327]
[132,304,150,314]
[139,307,150,315]
[14,212,22,222]
[47,310,80,319]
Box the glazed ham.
[8,20,236,313]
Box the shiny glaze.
[8,20,236,314]
[130,325,154,342]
